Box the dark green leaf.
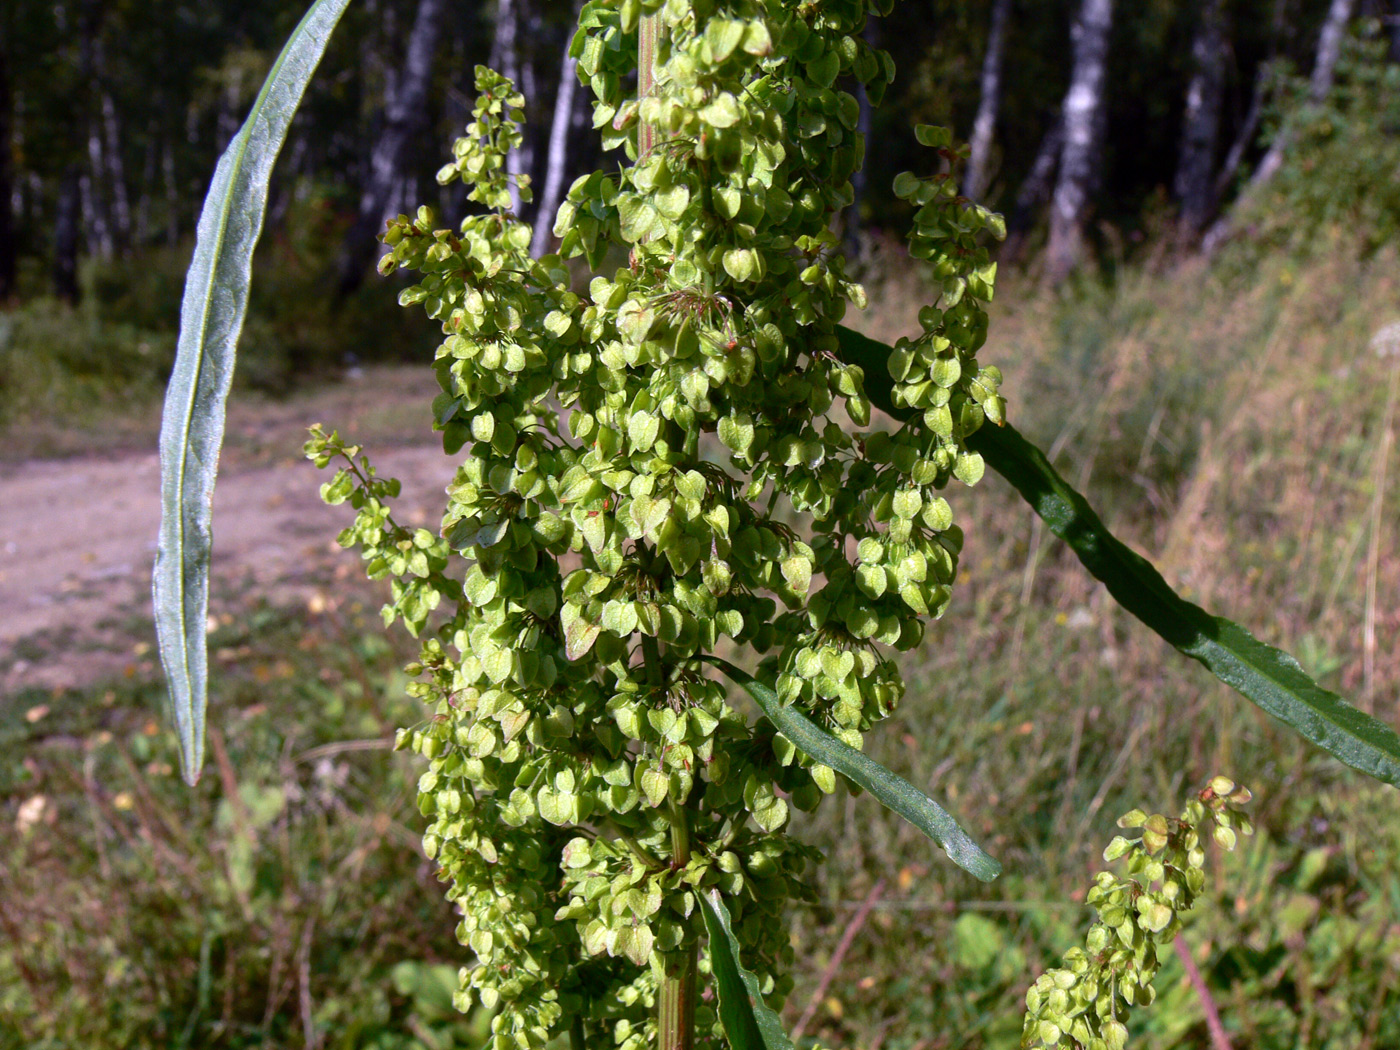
[703,657,1001,881]
[698,889,795,1050]
[834,323,1400,788]
[153,0,353,785]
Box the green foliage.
[431,67,534,215]
[707,656,999,880]
[0,604,483,1050]
[698,890,796,1050]
[1022,777,1253,1050]
[0,212,433,462]
[1236,27,1400,256]
[0,295,175,436]
[312,3,1010,1046]
[155,0,354,784]
[115,0,1399,1046]
[1163,785,1400,1049]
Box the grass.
[1,589,489,1050]
[808,227,1400,1048]
[3,223,1399,1048]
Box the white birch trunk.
[531,30,582,258]
[1251,0,1356,187]
[963,0,1012,203]
[101,90,131,250]
[491,0,530,215]
[1046,0,1114,282]
[85,130,114,260]
[1212,0,1286,196]
[1173,0,1227,235]
[337,0,448,294]
[1001,115,1062,263]
[162,139,179,246]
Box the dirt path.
[0,369,453,697]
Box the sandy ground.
[0,369,452,697]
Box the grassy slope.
[3,232,1398,1048]
[798,232,1400,1049]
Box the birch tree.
[1250,0,1358,187]
[337,0,448,296]
[530,11,583,259]
[1001,115,1062,264]
[1204,0,1357,251]
[1174,0,1228,237]
[963,0,1012,203]
[1213,0,1288,200]
[489,0,534,217]
[1046,0,1114,282]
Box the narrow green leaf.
[834,323,1400,788]
[153,0,353,785]
[698,889,795,1050]
[703,656,1001,881]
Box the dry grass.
[802,230,1400,1049]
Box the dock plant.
[153,0,1400,1047]
[308,3,1007,1043]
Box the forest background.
[4,1,1400,1048]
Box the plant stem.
[642,632,698,1050]
[636,20,696,1049]
[638,12,662,158]
[639,624,696,1049]
[658,795,696,1050]
[656,943,697,1050]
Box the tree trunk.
[54,169,81,304]
[963,0,1012,202]
[530,13,583,258]
[1205,0,1356,251]
[100,89,132,252]
[1046,0,1114,283]
[1202,0,1286,247]
[91,28,132,255]
[134,117,159,247]
[1250,0,1356,187]
[162,138,180,247]
[1174,0,1228,237]
[1000,115,1063,264]
[1214,70,1268,197]
[519,5,542,203]
[77,0,112,261]
[0,42,15,301]
[490,0,533,216]
[337,0,448,297]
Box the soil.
[0,367,453,697]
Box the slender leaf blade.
[698,889,796,1050]
[835,323,1400,787]
[153,0,353,785]
[704,656,1001,881]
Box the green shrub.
[1235,27,1400,257]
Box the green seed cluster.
[1022,777,1254,1050]
[311,1,1008,1046]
